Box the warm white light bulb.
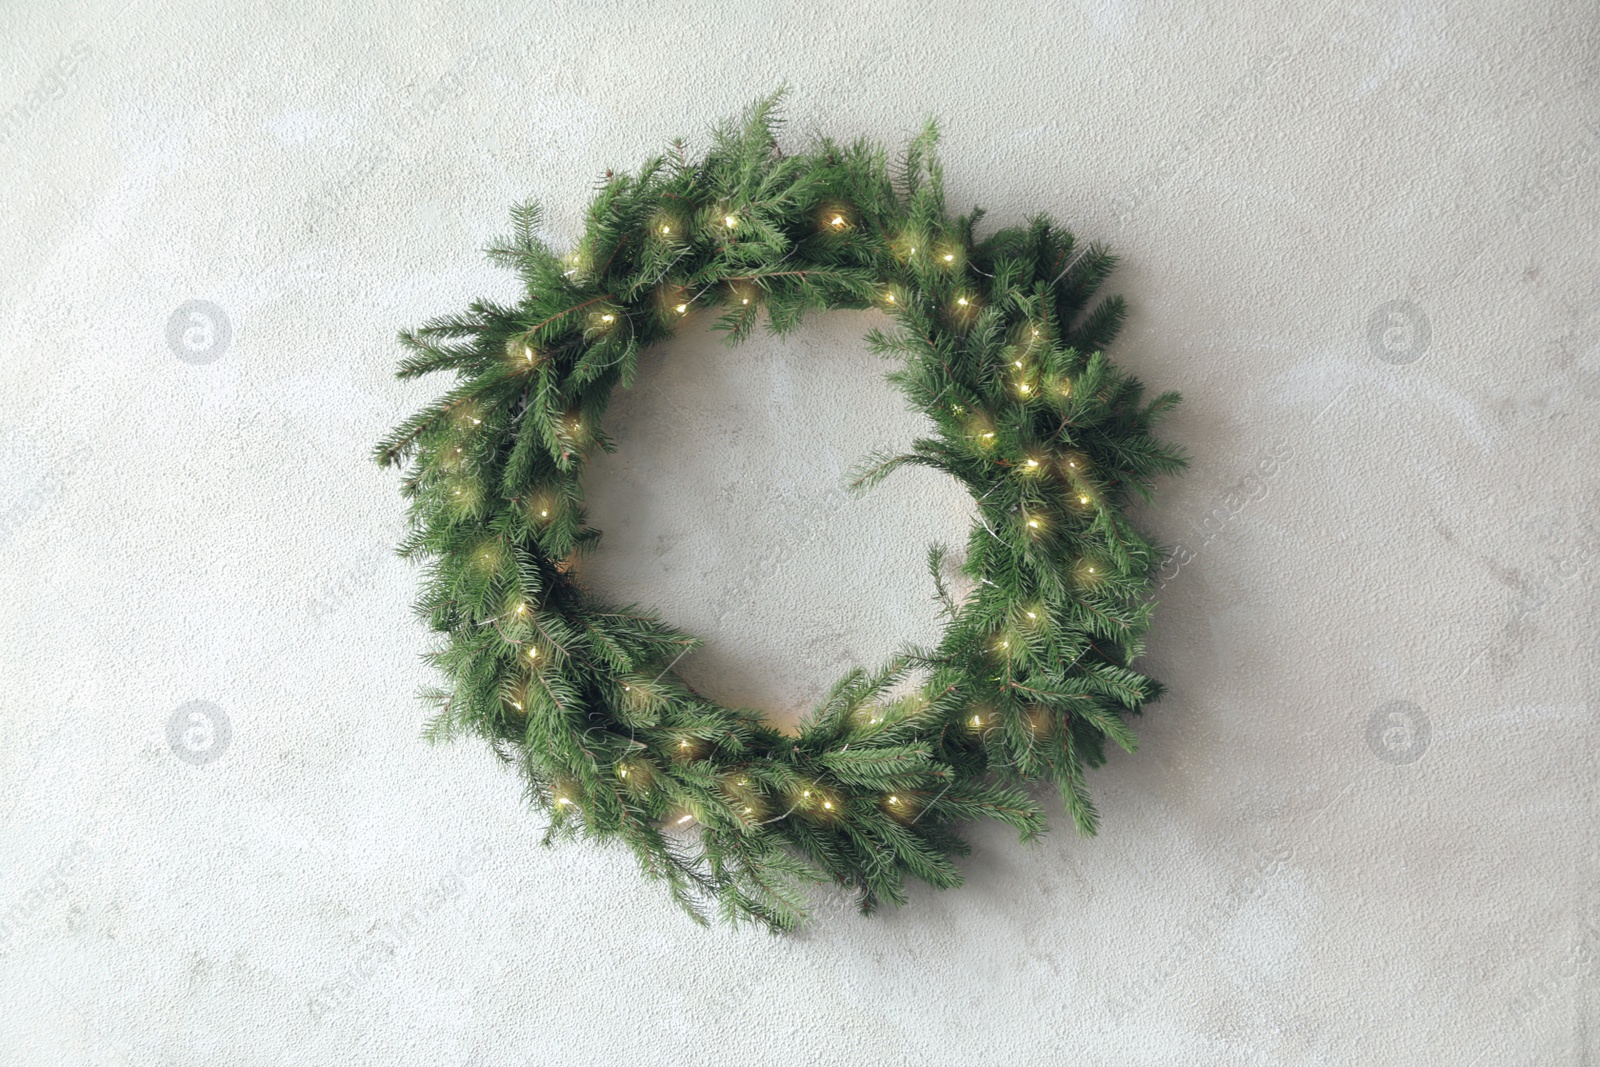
[957,296,969,306]
[529,647,539,659]
[675,303,688,314]
[1027,611,1036,619]
[524,345,534,361]
[823,800,833,810]
[831,215,845,227]
[972,714,982,725]
[725,215,738,227]
[677,814,693,824]
[539,509,548,517]
[1079,495,1089,504]
[943,253,954,262]
[741,297,749,304]
[885,293,895,303]
[889,795,899,804]
[601,314,614,323]
[1019,384,1030,393]
[661,225,670,234]
[1027,519,1039,528]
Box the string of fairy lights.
[474,200,1118,835]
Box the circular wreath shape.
[376,93,1186,931]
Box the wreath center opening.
[576,310,974,724]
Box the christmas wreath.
[375,92,1186,931]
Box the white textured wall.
[2,1,1596,1063]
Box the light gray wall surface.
[2,1,1596,1063]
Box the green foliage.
[377,89,1187,932]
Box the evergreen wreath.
[375,91,1187,931]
